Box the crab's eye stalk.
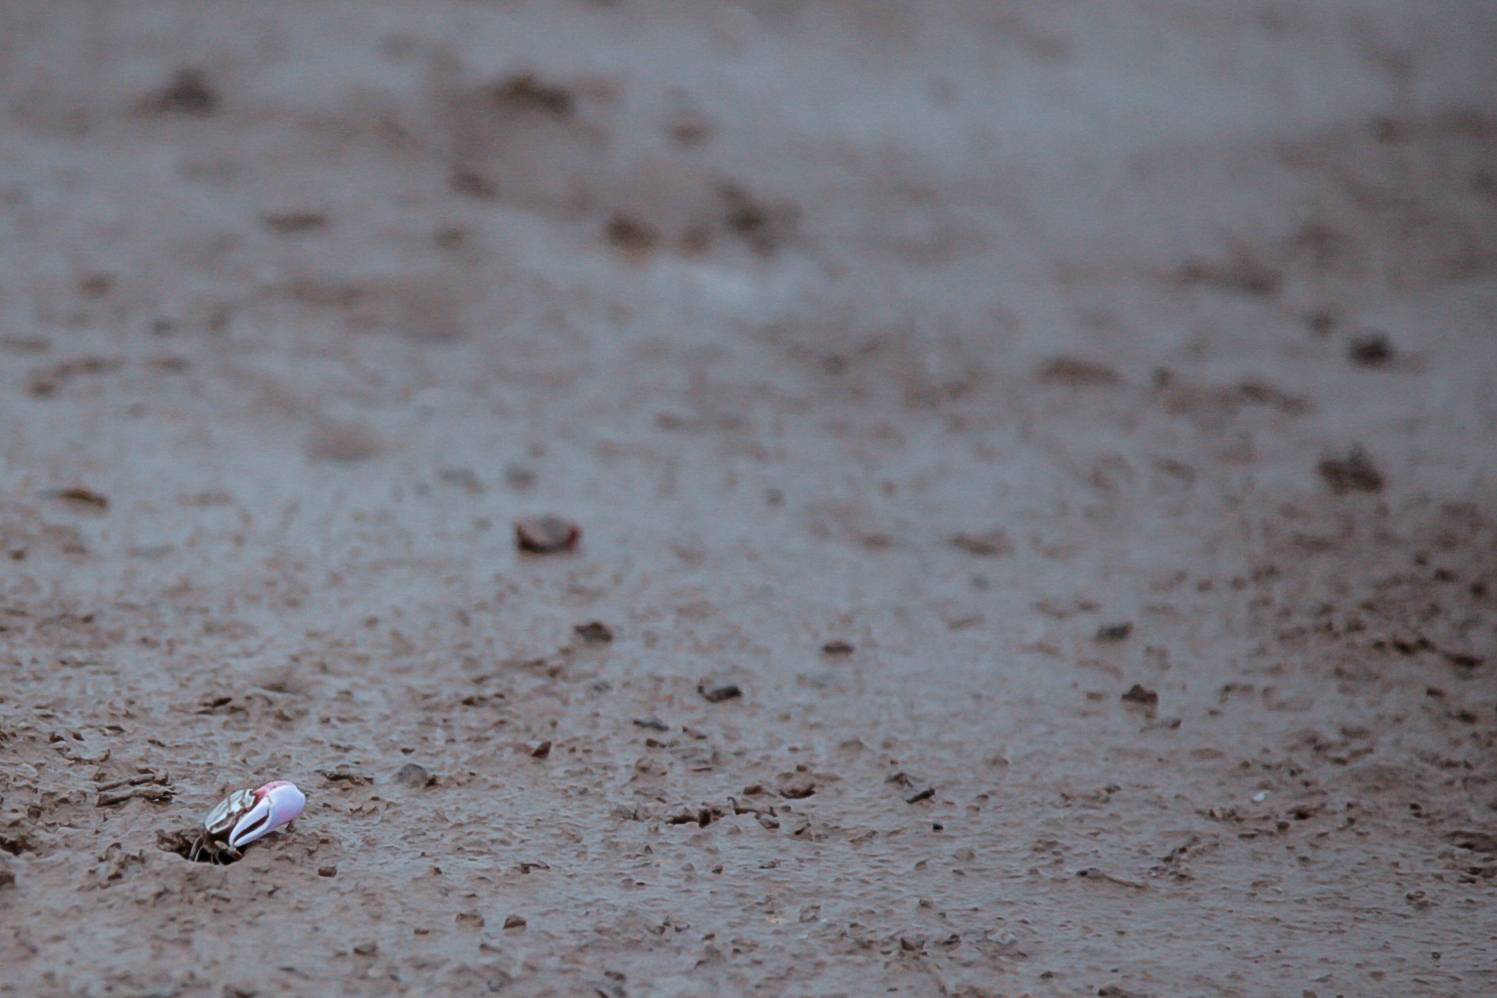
[227,781,305,850]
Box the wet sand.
[1,3,1495,996]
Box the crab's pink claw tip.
[227,781,306,850]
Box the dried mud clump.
[605,213,660,253]
[262,211,329,236]
[492,73,575,118]
[1348,334,1395,367]
[1318,447,1384,494]
[28,356,122,397]
[950,528,1014,557]
[151,69,219,117]
[1037,357,1122,386]
[573,621,614,644]
[716,183,799,255]
[1174,255,1282,296]
[307,421,383,463]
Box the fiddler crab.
[190,780,305,864]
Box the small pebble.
[58,487,109,511]
[530,740,552,759]
[514,515,580,554]
[318,866,337,877]
[698,681,742,703]
[393,763,432,787]
[1096,622,1134,642]
[503,914,527,930]
[821,640,855,655]
[779,776,816,799]
[1120,684,1159,707]
[574,621,614,643]
[1318,447,1383,494]
[1347,333,1393,367]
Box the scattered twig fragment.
[1077,867,1147,889]
[96,784,176,807]
[950,529,1014,557]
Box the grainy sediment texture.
[0,3,1494,996]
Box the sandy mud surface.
[0,3,1495,996]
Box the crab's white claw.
[227,780,305,850]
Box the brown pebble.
[530,740,552,759]
[318,866,337,877]
[574,621,614,643]
[393,763,432,787]
[698,682,742,703]
[780,776,816,799]
[1095,622,1134,642]
[605,213,660,253]
[154,68,218,116]
[1318,447,1383,494]
[1347,334,1393,367]
[514,515,581,554]
[58,487,109,511]
[1121,684,1159,707]
[905,786,935,804]
[821,640,854,655]
[503,914,527,930]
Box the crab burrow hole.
[156,828,244,865]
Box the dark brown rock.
[574,621,614,643]
[1318,448,1383,494]
[698,682,742,703]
